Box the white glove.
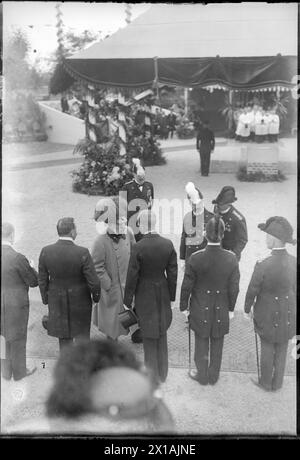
[244,311,253,320]
[29,259,35,268]
[229,311,234,320]
[123,304,131,311]
[180,260,185,271]
[170,302,175,310]
[182,310,189,318]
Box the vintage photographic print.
[1,2,298,440]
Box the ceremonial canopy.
[57,3,297,92]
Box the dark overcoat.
[1,244,38,341]
[38,240,100,339]
[244,249,296,344]
[215,205,248,261]
[180,208,214,261]
[180,245,240,338]
[124,233,178,339]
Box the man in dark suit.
[124,210,178,385]
[212,186,248,262]
[196,120,215,176]
[1,223,38,380]
[122,159,154,242]
[180,216,240,385]
[180,182,213,267]
[244,217,296,392]
[167,110,177,139]
[38,217,101,351]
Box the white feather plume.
[132,158,141,167]
[185,182,201,204]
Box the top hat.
[212,186,237,205]
[258,216,296,245]
[118,308,138,329]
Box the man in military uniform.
[244,217,296,392]
[196,120,215,176]
[180,182,213,268]
[180,216,240,385]
[212,186,248,261]
[122,159,154,242]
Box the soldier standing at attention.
[180,216,240,385]
[196,120,215,176]
[122,159,154,242]
[180,182,213,270]
[244,217,296,392]
[212,186,248,262]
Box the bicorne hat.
[212,186,237,205]
[258,216,296,245]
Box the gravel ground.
[1,145,297,435]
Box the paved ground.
[1,139,297,435]
[1,360,296,435]
[3,137,297,171]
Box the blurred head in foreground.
[46,339,174,433]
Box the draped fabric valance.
[49,3,297,94]
[62,55,297,91]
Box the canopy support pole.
[153,57,160,104]
[184,88,188,116]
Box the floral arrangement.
[71,92,166,196]
[72,136,134,196]
[176,116,195,139]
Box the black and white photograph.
[1,2,298,439]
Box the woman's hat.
[212,186,237,205]
[94,196,127,223]
[258,216,296,245]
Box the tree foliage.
[63,29,101,57]
[3,29,44,91]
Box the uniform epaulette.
[191,249,205,256]
[124,180,134,185]
[232,210,244,221]
[223,249,235,256]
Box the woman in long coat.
[92,197,135,340]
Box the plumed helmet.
[132,158,145,175]
[258,216,296,245]
[185,182,203,204]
